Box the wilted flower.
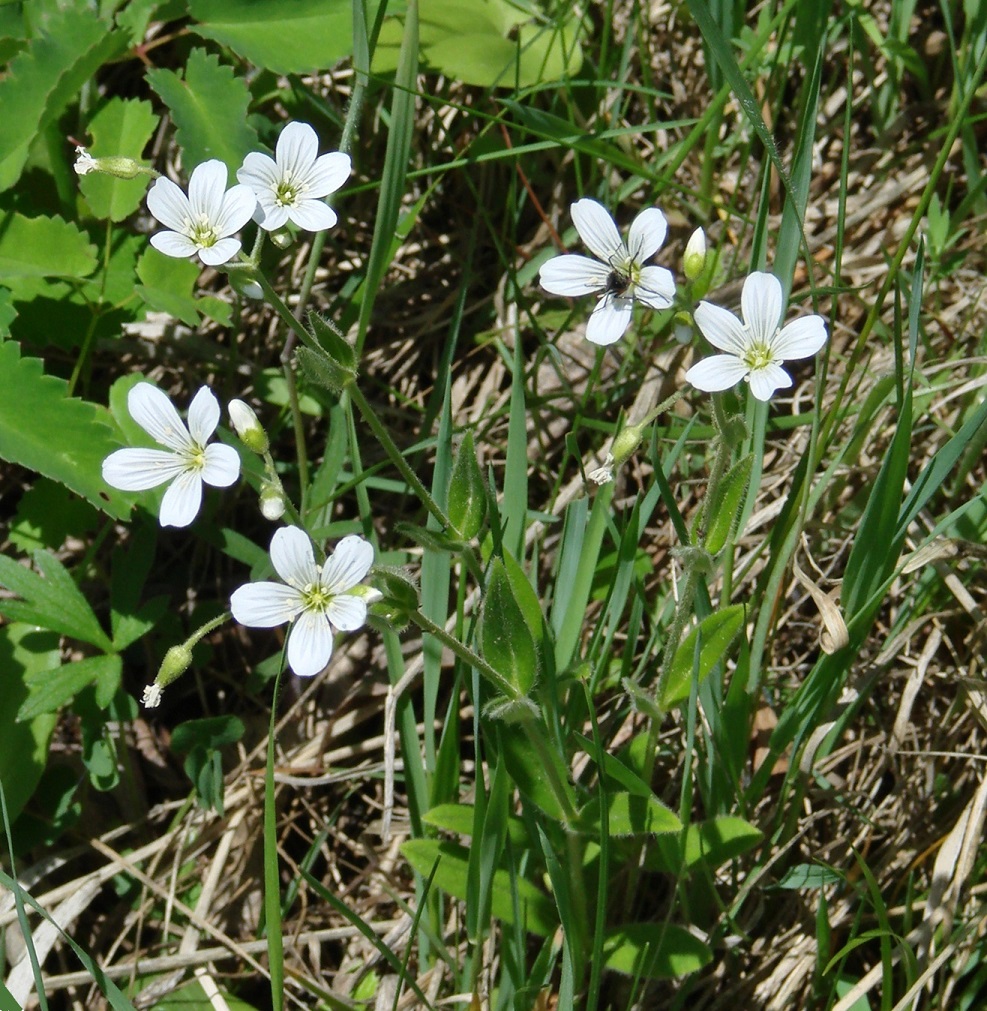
[102,384,241,527]
[230,526,374,677]
[685,271,828,402]
[147,160,256,266]
[538,198,675,345]
[237,122,351,232]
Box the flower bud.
[683,227,707,281]
[74,146,149,180]
[259,483,287,521]
[229,399,269,454]
[610,422,647,467]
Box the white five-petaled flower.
[685,271,828,402]
[147,160,256,265]
[236,122,351,232]
[230,526,375,678]
[102,384,241,527]
[538,198,675,346]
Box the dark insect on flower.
[604,268,631,298]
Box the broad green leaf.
[499,722,576,823]
[401,838,556,936]
[171,716,246,753]
[448,429,486,539]
[9,479,99,553]
[650,816,763,873]
[146,49,258,175]
[776,863,844,890]
[135,247,203,326]
[0,624,59,822]
[705,454,752,554]
[481,557,538,695]
[0,342,131,518]
[78,98,157,221]
[580,791,681,837]
[423,802,529,847]
[0,212,97,279]
[0,6,127,190]
[19,654,122,720]
[0,550,112,652]
[660,604,745,710]
[189,0,354,74]
[81,233,147,309]
[603,923,712,979]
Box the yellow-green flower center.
[301,581,331,613]
[742,336,777,372]
[187,213,218,249]
[275,177,301,208]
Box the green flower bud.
[259,483,286,521]
[683,227,707,281]
[229,399,269,454]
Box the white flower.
[141,684,163,708]
[147,160,257,266]
[685,271,828,402]
[102,384,241,527]
[683,227,707,280]
[230,526,374,677]
[237,122,351,232]
[74,146,97,175]
[538,198,675,346]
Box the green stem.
[264,665,285,1010]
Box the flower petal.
[570,199,623,263]
[627,207,667,263]
[150,231,200,259]
[326,593,368,632]
[158,469,203,527]
[186,386,220,444]
[237,152,280,190]
[305,151,351,198]
[198,237,242,266]
[231,581,304,627]
[102,448,184,490]
[288,199,338,232]
[187,160,229,222]
[685,355,751,392]
[321,535,374,594]
[146,176,191,233]
[772,314,828,361]
[287,608,333,677]
[255,202,290,231]
[742,272,783,344]
[694,301,749,356]
[201,443,241,488]
[748,362,793,401]
[586,296,633,345]
[539,254,611,296]
[276,122,319,178]
[214,183,257,237]
[270,526,320,588]
[633,265,675,309]
[128,383,193,452]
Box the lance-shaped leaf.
[481,557,538,696]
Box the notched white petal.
[321,535,374,593]
[187,386,220,444]
[270,526,319,587]
[147,176,191,232]
[128,384,191,452]
[571,199,623,263]
[748,362,793,401]
[694,301,748,356]
[627,207,667,263]
[772,315,828,360]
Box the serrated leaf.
[135,246,202,326]
[146,48,258,175]
[0,550,112,652]
[401,838,556,936]
[705,454,752,554]
[660,605,745,710]
[79,98,157,221]
[19,654,122,720]
[603,922,712,979]
[0,342,131,518]
[0,624,59,822]
[580,791,681,837]
[0,212,97,279]
[189,0,354,74]
[0,6,127,190]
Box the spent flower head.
[230,526,374,678]
[538,198,675,345]
[102,384,240,527]
[685,271,828,402]
[237,122,351,232]
[147,160,256,266]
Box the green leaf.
[705,454,752,555]
[481,557,538,696]
[0,6,128,190]
[580,791,681,837]
[189,0,354,74]
[150,979,262,1011]
[660,604,745,710]
[603,922,712,980]
[172,716,246,753]
[146,49,258,175]
[499,722,576,822]
[401,838,556,936]
[0,342,131,518]
[650,816,763,873]
[0,212,98,279]
[423,802,529,847]
[135,247,203,326]
[78,98,157,221]
[0,624,59,822]
[9,479,99,553]
[0,550,113,652]
[19,654,122,720]
[448,429,486,539]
